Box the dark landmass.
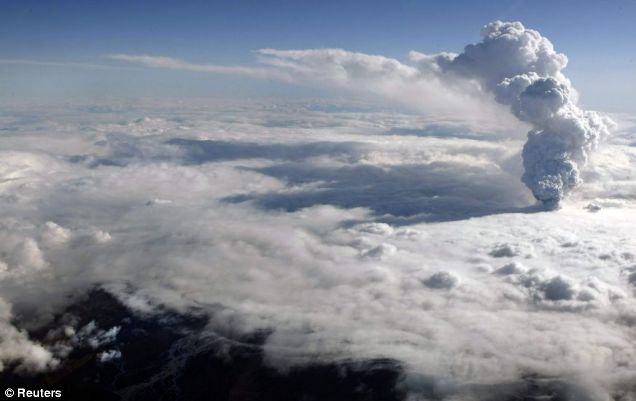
[1,289,590,401]
[1,289,404,401]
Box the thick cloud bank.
[0,99,635,400]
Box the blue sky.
[1,0,634,111]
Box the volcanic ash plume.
[432,21,615,204]
[112,21,615,204]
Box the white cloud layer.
[0,95,634,399]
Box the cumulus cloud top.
[439,21,569,89]
[0,298,57,374]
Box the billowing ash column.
[431,21,614,204]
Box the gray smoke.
[429,21,615,204]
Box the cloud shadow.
[383,124,489,140]
[77,136,543,223]
[166,138,366,164]
[224,161,543,224]
[75,137,368,168]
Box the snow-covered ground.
[0,99,635,399]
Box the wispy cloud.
[106,50,517,127]
[106,54,291,80]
